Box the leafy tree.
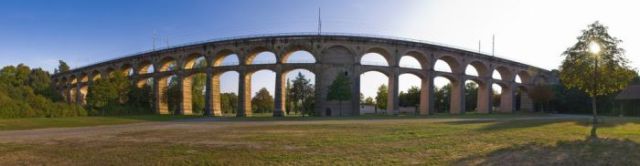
[290,72,314,116]
[57,60,70,73]
[559,21,635,137]
[364,97,375,105]
[285,78,293,114]
[327,72,352,116]
[465,82,478,112]
[190,61,207,114]
[434,84,451,113]
[221,93,238,114]
[528,85,554,112]
[375,84,388,110]
[399,86,420,107]
[86,71,130,114]
[163,76,181,114]
[251,87,274,113]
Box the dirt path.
[0,114,590,144]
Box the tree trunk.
[590,96,599,139]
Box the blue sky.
[1,0,639,98]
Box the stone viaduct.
[51,34,557,117]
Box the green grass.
[0,114,639,165]
[0,115,198,131]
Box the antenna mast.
[317,7,322,35]
[152,31,157,51]
[492,34,495,56]
[478,40,481,53]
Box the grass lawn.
[0,115,198,131]
[0,114,639,165]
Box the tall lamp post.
[589,41,601,127]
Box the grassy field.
[0,115,197,131]
[0,114,639,165]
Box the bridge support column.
[419,71,434,115]
[204,70,213,116]
[450,75,465,114]
[500,83,515,113]
[75,83,82,105]
[154,76,169,114]
[387,69,399,115]
[352,66,361,116]
[237,71,251,117]
[273,69,286,117]
[313,66,325,116]
[179,74,193,115]
[477,79,492,113]
[211,72,222,116]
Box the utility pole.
[152,31,158,51]
[478,40,481,53]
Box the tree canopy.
[327,72,352,115]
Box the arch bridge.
[52,34,557,117]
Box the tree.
[220,93,238,114]
[252,88,274,113]
[465,82,478,112]
[57,60,70,73]
[290,72,313,116]
[435,84,451,113]
[190,61,207,114]
[86,71,130,114]
[375,84,388,110]
[327,73,352,116]
[559,21,635,138]
[364,97,375,105]
[528,85,554,112]
[399,86,420,107]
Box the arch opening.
[158,57,177,72]
[246,69,276,116]
[360,71,389,115]
[433,76,453,113]
[214,53,240,67]
[248,51,277,65]
[184,55,207,69]
[284,69,316,116]
[360,53,389,66]
[399,56,421,69]
[214,71,240,117]
[284,50,316,64]
[398,73,422,115]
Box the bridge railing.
[64,32,546,75]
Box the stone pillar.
[476,79,492,113]
[211,72,222,116]
[179,74,193,115]
[387,69,400,115]
[273,69,286,117]
[75,83,82,105]
[520,90,534,112]
[237,71,252,117]
[204,70,213,116]
[154,76,169,114]
[449,75,465,114]
[352,66,361,116]
[314,66,325,116]
[419,72,434,115]
[499,83,515,113]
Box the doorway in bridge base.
[213,71,239,117]
[284,69,316,117]
[245,69,276,117]
[360,71,389,115]
[398,73,422,115]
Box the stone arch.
[79,73,89,83]
[212,49,239,67]
[157,57,177,72]
[105,67,115,77]
[516,70,532,84]
[183,53,207,69]
[321,45,355,65]
[360,47,393,67]
[400,51,429,69]
[281,45,316,64]
[466,61,490,77]
[245,47,277,65]
[493,66,514,81]
[90,70,101,81]
[120,63,134,76]
[137,60,153,74]
[435,55,462,73]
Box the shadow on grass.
[454,138,640,165]
[443,116,640,132]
